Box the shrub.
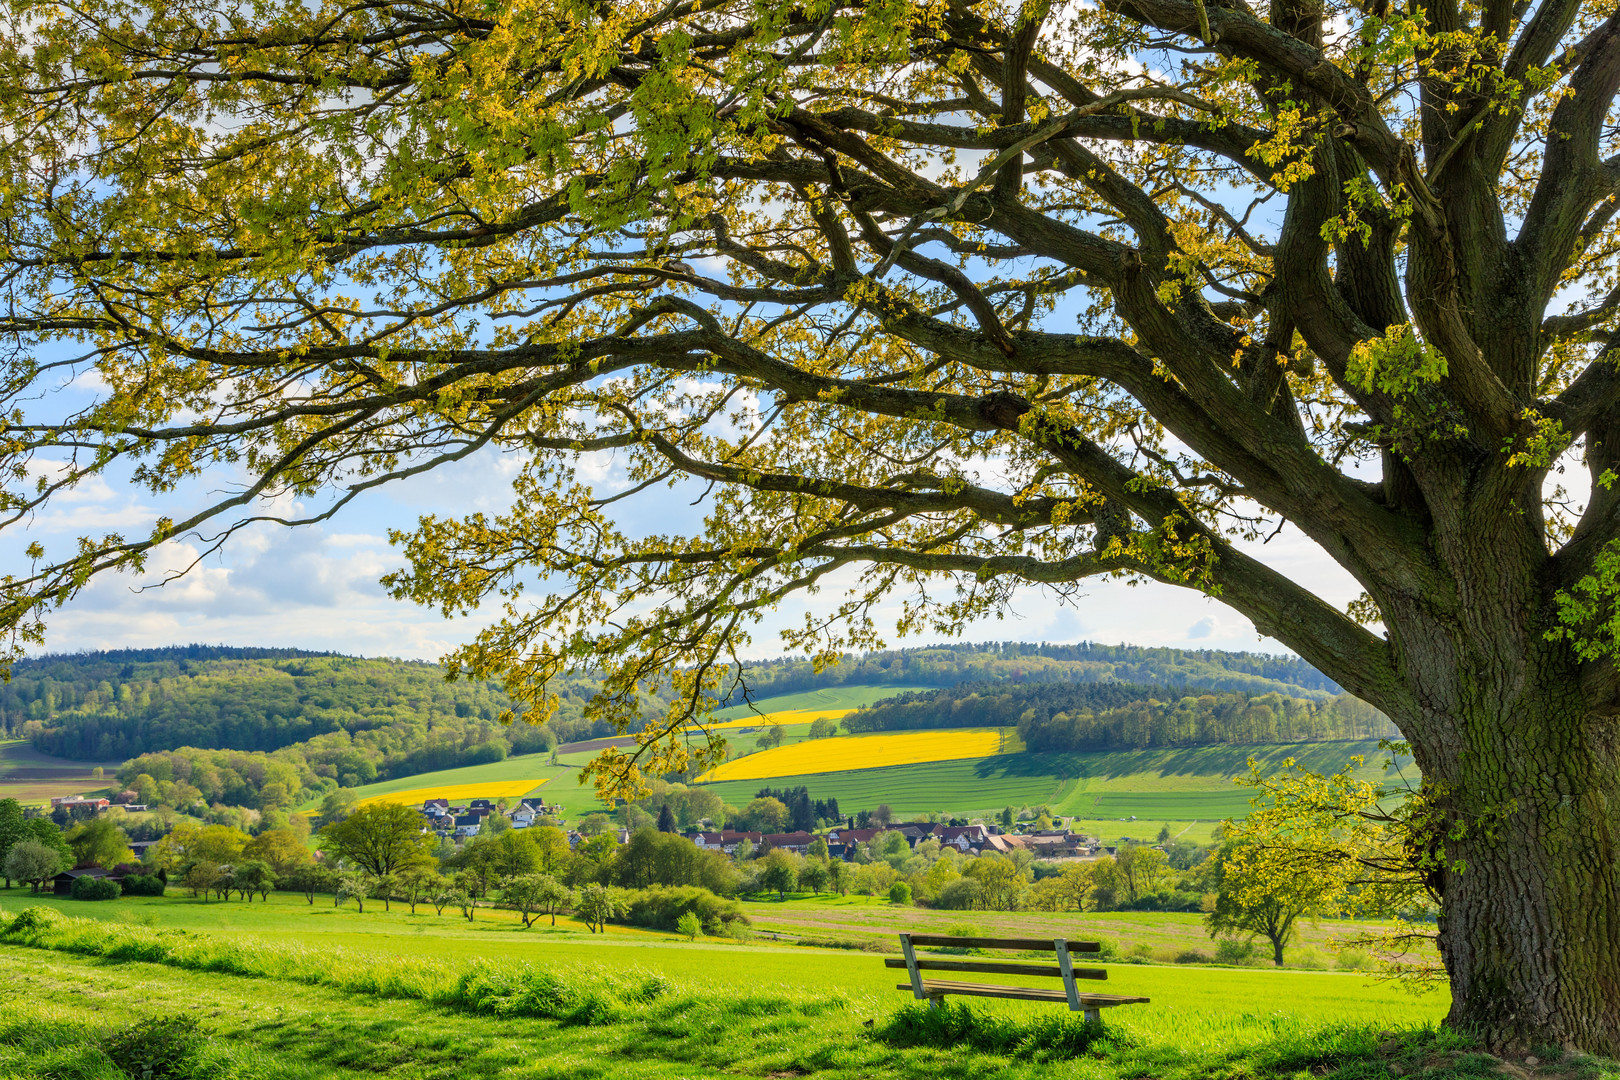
[101,1015,204,1080]
[120,874,166,897]
[888,881,912,906]
[1213,937,1258,965]
[675,911,702,941]
[620,886,750,934]
[1115,889,1205,913]
[794,935,896,952]
[931,879,979,910]
[1174,949,1212,964]
[71,876,121,901]
[873,1001,1124,1060]
[1,905,63,934]
[1335,947,1372,971]
[1293,948,1328,970]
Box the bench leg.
[1083,1008,1101,1024]
[928,994,944,1010]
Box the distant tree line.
[725,641,1341,705]
[2,647,685,762]
[847,682,1394,749]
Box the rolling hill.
[2,644,1400,821]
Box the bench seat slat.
[903,935,1101,952]
[883,957,1107,980]
[899,982,1068,1003]
[905,980,1151,1006]
[901,980,1150,1006]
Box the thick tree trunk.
[1400,639,1620,1054]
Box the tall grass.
[0,905,672,1025]
[5,903,1576,1080]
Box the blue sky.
[20,427,1365,663]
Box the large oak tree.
[0,0,1617,1051]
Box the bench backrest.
[893,933,1105,1010]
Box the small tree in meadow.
[531,874,572,927]
[757,850,798,900]
[335,872,369,912]
[1206,840,1345,967]
[502,873,556,928]
[232,860,275,902]
[3,840,63,894]
[430,884,458,916]
[676,911,702,942]
[454,885,476,922]
[183,859,225,901]
[826,858,850,897]
[397,868,438,914]
[797,860,829,896]
[888,882,912,906]
[289,866,335,904]
[575,883,621,933]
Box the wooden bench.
[886,934,1149,1023]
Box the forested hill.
[0,648,555,763]
[733,641,1339,703]
[1,642,1364,814]
[845,682,1394,750]
[3,641,1341,763]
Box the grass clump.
[100,1016,205,1080]
[450,961,673,1025]
[873,1002,1123,1061]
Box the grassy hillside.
[0,898,1467,1080]
[0,739,119,803]
[0,892,1446,1023]
[0,887,1398,967]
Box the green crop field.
[696,739,1407,822]
[710,685,929,721]
[0,891,1469,1080]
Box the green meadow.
[0,891,1475,1080]
[0,888,1400,972]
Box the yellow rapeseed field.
[701,707,855,731]
[695,729,1007,783]
[356,778,548,808]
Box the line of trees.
[726,641,1340,704]
[847,682,1395,750]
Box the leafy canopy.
[0,0,1616,799]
